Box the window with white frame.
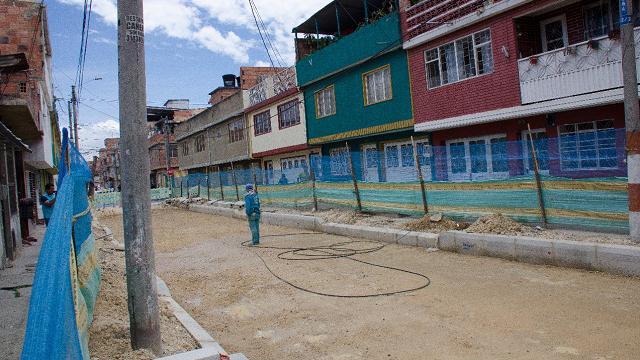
[446,134,509,180]
[278,99,301,129]
[425,29,493,89]
[253,110,271,136]
[540,15,568,52]
[522,130,550,173]
[329,147,350,176]
[315,85,336,118]
[386,145,399,168]
[559,120,617,171]
[228,118,245,143]
[363,65,392,105]
[400,144,414,167]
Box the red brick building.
[400,0,632,180]
[1,0,60,266]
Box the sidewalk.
[0,222,45,360]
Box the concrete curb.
[440,231,640,277]
[186,202,640,277]
[155,276,249,360]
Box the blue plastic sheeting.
[21,129,101,360]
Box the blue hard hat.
[245,183,254,190]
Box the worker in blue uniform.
[244,183,261,245]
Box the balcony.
[0,85,40,141]
[518,30,638,105]
[295,11,401,87]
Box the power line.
[79,101,118,120]
[248,0,278,67]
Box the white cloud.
[58,0,332,64]
[93,36,116,46]
[77,119,120,158]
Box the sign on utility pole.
[117,0,162,354]
[620,0,640,242]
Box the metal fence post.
[411,136,429,214]
[346,142,362,212]
[527,123,548,227]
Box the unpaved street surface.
[101,208,640,360]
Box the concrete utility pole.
[621,0,640,242]
[67,100,74,143]
[117,0,162,354]
[71,85,80,149]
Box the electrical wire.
[248,0,278,68]
[241,232,431,298]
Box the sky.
[48,0,331,158]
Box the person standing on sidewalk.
[244,184,261,245]
[40,183,56,226]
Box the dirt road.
[101,208,640,360]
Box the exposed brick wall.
[0,0,48,132]
[208,87,239,106]
[405,0,605,125]
[239,66,285,89]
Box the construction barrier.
[22,130,101,359]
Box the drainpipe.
[363,0,369,24]
[335,3,341,37]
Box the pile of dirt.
[89,223,198,360]
[465,213,535,236]
[404,214,466,233]
[317,209,361,225]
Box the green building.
[294,0,429,183]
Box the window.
[330,147,350,176]
[446,134,509,180]
[278,100,301,129]
[195,134,206,152]
[169,144,178,158]
[400,144,414,167]
[559,120,617,170]
[584,1,620,39]
[181,142,189,156]
[416,141,431,166]
[253,110,271,136]
[365,148,378,168]
[228,119,245,143]
[522,130,550,173]
[425,29,493,88]
[315,85,336,118]
[363,65,392,105]
[18,82,27,93]
[386,145,399,168]
[540,15,568,51]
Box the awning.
[0,121,31,152]
[293,0,388,34]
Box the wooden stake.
[527,123,547,227]
[309,162,318,212]
[346,142,362,212]
[217,165,224,200]
[411,136,429,214]
[231,161,240,201]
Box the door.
[362,144,379,183]
[264,161,274,185]
[540,15,568,52]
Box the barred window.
[559,120,617,170]
[425,29,493,88]
[329,147,350,176]
[195,134,206,152]
[253,110,271,136]
[278,100,301,129]
[18,82,27,93]
[181,142,189,156]
[228,119,245,143]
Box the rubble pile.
[466,213,535,236]
[404,214,465,232]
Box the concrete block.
[595,244,640,276]
[479,234,516,260]
[230,354,249,360]
[155,348,220,360]
[515,237,554,265]
[373,228,398,244]
[552,240,596,270]
[416,232,438,248]
[438,231,457,252]
[451,232,483,256]
[396,231,418,246]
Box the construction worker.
[244,183,261,245]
